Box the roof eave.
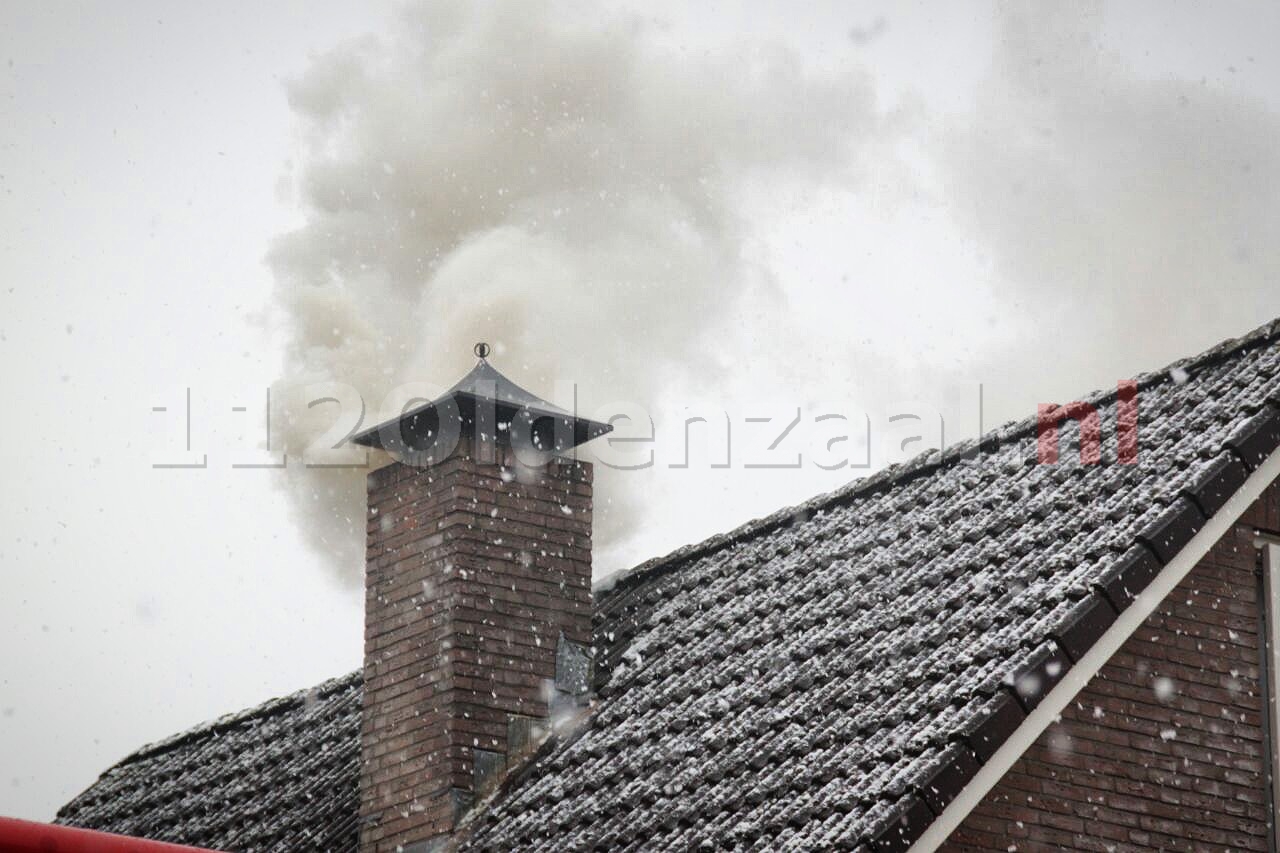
[905,432,1280,853]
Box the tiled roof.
[462,319,1280,851]
[57,319,1280,852]
[56,673,362,852]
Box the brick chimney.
[351,345,610,853]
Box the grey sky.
[2,0,1278,822]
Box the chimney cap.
[350,355,612,456]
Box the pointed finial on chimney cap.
[350,342,612,453]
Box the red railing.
[0,817,220,852]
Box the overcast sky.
[2,0,1279,822]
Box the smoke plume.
[270,1,1280,583]
[941,2,1280,400]
[268,0,886,579]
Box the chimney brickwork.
[359,436,594,852]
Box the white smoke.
[268,1,1280,583]
[268,0,891,579]
[939,1,1280,399]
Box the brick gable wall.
[941,481,1280,852]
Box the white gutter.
[909,442,1280,852]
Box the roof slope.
[56,673,361,852]
[56,319,1280,852]
[461,320,1280,851]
